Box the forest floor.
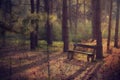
[0,41,120,80]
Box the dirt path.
[0,47,120,80]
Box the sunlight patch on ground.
[74,54,88,62]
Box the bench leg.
[71,52,74,59]
[87,55,94,62]
[91,55,94,62]
[87,55,90,62]
[67,53,71,60]
[67,51,74,60]
[67,53,69,59]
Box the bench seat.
[67,44,96,62]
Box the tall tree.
[1,26,6,47]
[114,0,120,48]
[44,1,53,79]
[36,0,40,13]
[0,0,12,47]
[92,0,103,59]
[44,0,53,45]
[30,0,35,50]
[30,0,34,13]
[5,0,12,13]
[107,0,113,52]
[30,0,41,50]
[84,0,86,24]
[68,0,73,40]
[74,0,79,43]
[35,0,40,47]
[35,19,39,47]
[91,0,97,41]
[30,20,36,50]
[62,0,69,52]
[30,0,39,50]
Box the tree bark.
[35,0,40,47]
[114,0,120,48]
[107,0,113,51]
[30,0,38,50]
[68,0,73,41]
[1,29,6,47]
[35,20,39,47]
[92,0,103,59]
[30,19,39,50]
[30,0,35,50]
[30,31,36,50]
[30,0,35,13]
[84,0,86,25]
[44,0,53,45]
[91,0,97,41]
[62,0,69,52]
[74,0,79,43]
[5,0,12,13]
[36,0,40,13]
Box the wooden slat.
[74,44,96,49]
[73,43,96,55]
[74,50,94,55]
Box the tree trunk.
[46,19,53,45]
[107,0,113,52]
[44,0,53,45]
[62,0,69,52]
[68,0,73,41]
[30,0,35,13]
[30,31,36,50]
[35,0,40,46]
[92,0,103,59]
[91,0,97,41]
[30,0,35,50]
[1,29,6,47]
[84,0,86,25]
[74,0,79,43]
[5,0,12,13]
[35,21,39,47]
[30,19,38,50]
[36,0,40,13]
[114,0,120,48]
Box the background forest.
[0,0,119,49]
[0,0,120,80]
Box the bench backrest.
[73,44,96,53]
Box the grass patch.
[37,40,63,52]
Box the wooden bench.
[67,44,96,62]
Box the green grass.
[38,40,63,52]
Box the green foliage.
[0,0,119,46]
[52,21,62,41]
[39,24,46,40]
[69,21,92,42]
[53,41,63,48]
[38,40,47,49]
[37,40,63,52]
